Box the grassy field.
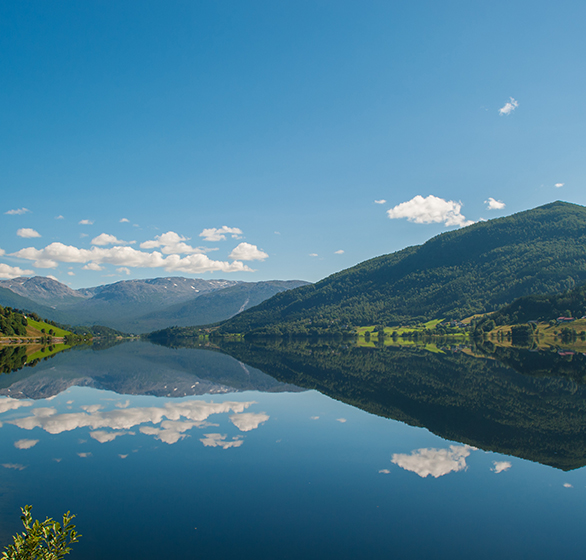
[25,318,71,338]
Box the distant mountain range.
[0,276,309,333]
[211,201,586,335]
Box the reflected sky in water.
[1,344,586,559]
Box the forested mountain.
[214,201,586,335]
[485,281,586,326]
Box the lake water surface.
[1,340,585,559]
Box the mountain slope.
[484,281,586,326]
[126,280,309,333]
[0,276,88,306]
[215,201,586,334]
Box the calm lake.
[1,340,585,559]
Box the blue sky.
[1,0,585,288]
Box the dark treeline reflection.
[209,339,586,471]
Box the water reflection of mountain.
[0,341,301,400]
[216,340,586,471]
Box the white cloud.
[485,197,506,210]
[119,454,128,459]
[55,215,64,220]
[492,461,512,474]
[336,418,347,423]
[378,469,391,474]
[0,398,33,414]
[563,483,573,488]
[90,430,133,443]
[0,263,34,280]
[120,218,130,223]
[310,416,319,420]
[11,242,254,274]
[387,195,474,227]
[228,243,268,261]
[309,253,318,257]
[2,463,27,470]
[374,199,386,205]
[117,267,131,275]
[79,219,94,225]
[91,233,133,246]
[334,250,344,255]
[0,249,4,256]
[229,412,269,432]
[391,445,472,478]
[5,208,30,215]
[199,226,243,242]
[140,232,209,255]
[115,400,130,409]
[67,271,75,276]
[555,183,564,188]
[46,275,59,281]
[199,433,244,449]
[82,262,104,271]
[498,97,519,116]
[77,452,92,458]
[14,439,39,450]
[17,228,41,238]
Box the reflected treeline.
[211,338,586,471]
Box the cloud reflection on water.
[391,445,472,478]
[6,398,267,447]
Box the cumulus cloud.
[91,234,133,246]
[492,461,512,474]
[391,445,472,478]
[140,232,210,255]
[387,195,474,227]
[199,226,243,242]
[55,215,64,220]
[334,250,344,255]
[563,483,573,488]
[0,263,34,280]
[82,262,104,271]
[14,439,39,450]
[336,418,347,423]
[374,200,386,205]
[17,228,41,238]
[555,183,564,188]
[11,242,254,274]
[498,97,519,116]
[229,412,269,432]
[79,219,94,225]
[117,267,130,275]
[77,452,92,458]
[2,463,27,470]
[0,397,34,414]
[200,433,244,449]
[228,243,268,261]
[378,469,391,474]
[485,197,506,210]
[120,218,130,223]
[5,208,30,215]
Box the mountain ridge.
[212,201,586,334]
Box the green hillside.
[214,201,586,335]
[481,281,586,326]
